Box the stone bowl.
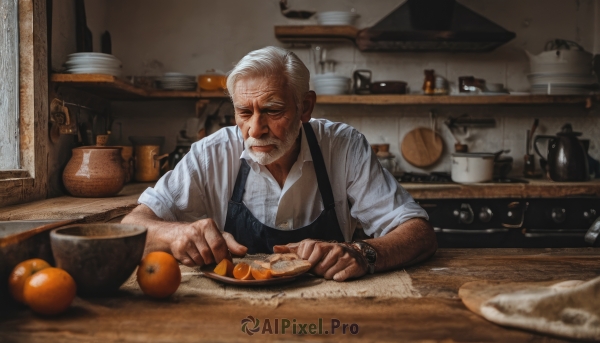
[50,224,147,297]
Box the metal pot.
[451,152,495,183]
[133,145,169,182]
[370,81,407,94]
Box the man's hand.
[273,239,367,282]
[167,218,248,267]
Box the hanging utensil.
[527,118,539,155]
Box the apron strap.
[231,159,250,203]
[303,122,336,210]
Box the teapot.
[534,123,589,182]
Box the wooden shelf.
[316,94,598,106]
[275,25,358,43]
[52,74,598,106]
[51,74,228,101]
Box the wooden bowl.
[50,224,147,297]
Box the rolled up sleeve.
[345,131,428,238]
[137,142,208,222]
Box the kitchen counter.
[402,178,600,199]
[1,179,597,223]
[1,248,598,342]
[0,183,153,222]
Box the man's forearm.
[121,205,181,255]
[365,218,437,272]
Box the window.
[0,0,48,207]
[0,0,20,170]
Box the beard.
[245,119,302,165]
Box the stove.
[397,173,599,248]
[419,197,600,248]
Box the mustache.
[245,136,281,148]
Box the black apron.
[224,123,345,254]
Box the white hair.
[226,46,310,110]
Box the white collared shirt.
[138,119,428,241]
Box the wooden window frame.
[0,0,48,207]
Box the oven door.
[420,198,599,248]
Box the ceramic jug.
[63,146,125,197]
[534,124,589,182]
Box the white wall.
[70,0,600,176]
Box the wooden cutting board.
[401,128,444,168]
[458,280,566,316]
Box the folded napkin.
[460,277,600,341]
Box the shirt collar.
[239,123,313,171]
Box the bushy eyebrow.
[234,98,287,112]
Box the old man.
[122,46,437,281]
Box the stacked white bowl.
[316,11,359,26]
[527,49,598,95]
[312,73,350,95]
[156,73,197,91]
[65,52,122,77]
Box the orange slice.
[250,262,273,280]
[213,259,234,277]
[232,262,254,280]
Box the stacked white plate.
[156,73,197,91]
[312,73,350,95]
[65,52,122,77]
[527,49,598,95]
[528,73,598,95]
[530,83,597,95]
[316,11,359,26]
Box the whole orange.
[23,267,76,315]
[137,251,181,298]
[8,258,51,303]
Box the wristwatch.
[349,240,377,274]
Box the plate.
[200,264,302,286]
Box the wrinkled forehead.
[232,75,292,106]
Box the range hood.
[356,0,516,52]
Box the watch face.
[364,247,377,264]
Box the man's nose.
[247,111,268,139]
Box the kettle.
[353,70,371,94]
[534,123,589,182]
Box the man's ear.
[300,91,316,123]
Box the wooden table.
[1,248,598,342]
[0,183,153,222]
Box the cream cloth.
[479,277,600,341]
[122,256,421,306]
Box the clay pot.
[63,146,126,197]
